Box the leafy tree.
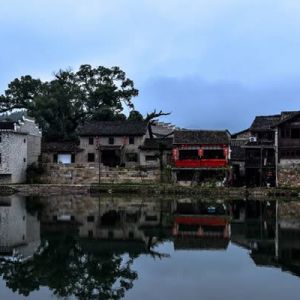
[0,65,139,141]
[128,110,144,121]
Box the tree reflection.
[0,234,137,299]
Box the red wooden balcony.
[174,159,228,168]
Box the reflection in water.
[0,194,300,299]
[0,196,40,260]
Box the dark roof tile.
[174,130,230,144]
[42,142,83,153]
[79,121,148,136]
[140,138,173,150]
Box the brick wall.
[40,163,160,184]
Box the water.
[0,194,300,300]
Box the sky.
[1,0,300,132]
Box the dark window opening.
[145,155,157,161]
[87,215,95,222]
[53,154,58,163]
[108,230,114,239]
[291,128,300,139]
[203,149,225,159]
[0,134,2,143]
[23,158,26,162]
[126,153,137,162]
[88,153,95,162]
[179,150,199,160]
[280,149,300,158]
[24,139,26,143]
[129,231,134,239]
[178,224,199,232]
[108,137,114,145]
[129,137,135,144]
[88,230,93,238]
[0,153,2,164]
[89,137,94,145]
[145,215,158,221]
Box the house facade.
[243,115,279,187]
[172,130,231,183]
[0,115,41,183]
[273,111,300,187]
[78,121,149,168]
[230,129,251,186]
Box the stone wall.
[0,132,28,183]
[278,165,300,187]
[40,163,160,184]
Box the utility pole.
[98,145,101,185]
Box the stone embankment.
[0,183,300,199]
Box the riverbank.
[0,183,300,199]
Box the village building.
[230,128,251,186]
[272,111,300,187]
[41,141,83,164]
[241,111,300,187]
[243,115,279,187]
[0,114,41,183]
[172,129,231,183]
[78,120,149,168]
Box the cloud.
[137,75,300,132]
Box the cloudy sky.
[1,0,300,132]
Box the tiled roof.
[140,138,173,150]
[79,121,148,136]
[173,130,230,145]
[42,142,83,153]
[250,115,281,130]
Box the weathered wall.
[278,165,300,187]
[40,163,160,184]
[21,118,42,166]
[78,136,144,167]
[0,132,27,183]
[0,195,27,247]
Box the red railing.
[174,159,228,168]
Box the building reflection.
[0,194,300,299]
[0,195,40,261]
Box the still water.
[0,194,300,300]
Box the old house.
[242,111,300,187]
[0,114,41,183]
[139,138,173,168]
[172,130,231,183]
[42,142,83,164]
[78,120,149,168]
[273,111,300,186]
[243,115,280,187]
[230,129,251,186]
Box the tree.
[0,65,139,141]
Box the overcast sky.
[1,0,300,132]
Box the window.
[145,155,157,161]
[88,153,95,162]
[129,137,135,144]
[23,158,26,162]
[108,137,114,145]
[179,150,199,160]
[87,215,95,222]
[203,149,225,159]
[0,134,2,143]
[291,128,300,139]
[0,153,2,164]
[126,153,138,162]
[24,139,26,143]
[89,137,94,145]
